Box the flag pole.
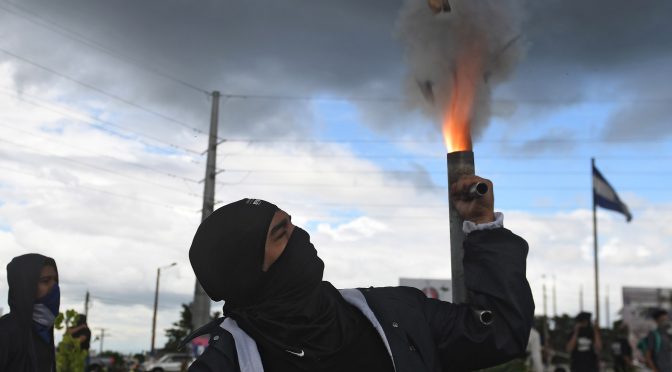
[592,157,600,328]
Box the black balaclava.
[189,198,361,370]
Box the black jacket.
[185,228,534,371]
[0,254,57,372]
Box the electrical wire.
[215,168,672,176]
[214,181,665,191]
[217,153,672,160]
[0,137,202,198]
[0,164,197,212]
[0,0,210,96]
[0,122,201,184]
[220,137,672,144]
[0,88,203,156]
[0,46,208,136]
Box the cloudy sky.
[1,0,671,353]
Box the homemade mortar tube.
[447,150,476,304]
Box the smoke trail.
[397,0,526,139]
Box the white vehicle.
[141,353,194,372]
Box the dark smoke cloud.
[0,0,404,142]
[508,0,672,142]
[397,0,526,139]
[1,0,670,146]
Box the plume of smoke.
[397,0,526,138]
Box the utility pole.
[542,275,550,366]
[151,267,160,355]
[580,285,584,311]
[192,91,221,329]
[84,291,90,317]
[552,275,557,318]
[542,276,548,319]
[592,158,600,327]
[98,328,106,355]
[606,285,610,328]
[151,263,176,355]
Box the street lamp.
[151,262,177,355]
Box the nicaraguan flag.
[593,165,633,222]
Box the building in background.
[399,278,452,302]
[622,287,672,342]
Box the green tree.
[54,309,87,372]
[164,304,223,352]
[164,304,193,351]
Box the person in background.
[645,309,672,372]
[610,320,633,372]
[0,254,60,372]
[565,312,602,372]
[67,314,92,366]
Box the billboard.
[399,278,452,302]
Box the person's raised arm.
[593,325,602,353]
[422,176,535,370]
[565,325,579,353]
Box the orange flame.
[442,43,483,153]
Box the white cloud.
[317,217,389,242]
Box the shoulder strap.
[189,327,239,372]
[179,317,226,350]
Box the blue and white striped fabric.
[593,165,632,222]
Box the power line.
[0,0,209,95]
[220,137,672,144]
[217,153,672,160]
[215,92,672,105]
[214,180,667,191]
[0,88,203,156]
[0,122,201,184]
[200,207,670,222]
[274,201,671,211]
[216,168,672,176]
[90,295,180,309]
[0,137,202,198]
[0,164,197,212]
[0,46,208,136]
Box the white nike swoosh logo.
[285,349,305,357]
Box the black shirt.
[34,330,55,372]
[611,337,632,372]
[258,305,394,372]
[570,327,598,372]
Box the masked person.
[0,254,59,372]
[645,309,672,372]
[182,176,534,372]
[610,320,633,372]
[566,312,602,372]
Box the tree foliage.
[164,304,223,352]
[164,303,193,352]
[54,309,87,372]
